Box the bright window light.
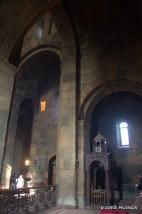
[40,100,46,112]
[25,159,30,166]
[119,122,129,146]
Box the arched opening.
[6,50,61,186]
[117,121,130,148]
[89,161,106,203]
[90,161,106,190]
[48,155,56,186]
[85,91,142,205]
[1,4,77,206]
[13,98,34,177]
[19,51,60,186]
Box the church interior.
[0,0,142,213]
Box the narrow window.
[40,100,46,112]
[117,121,130,147]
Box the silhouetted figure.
[116,165,123,203]
[109,159,116,205]
[16,174,24,189]
[10,173,17,189]
[137,175,142,191]
[109,159,123,205]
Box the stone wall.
[0,57,16,187]
[80,39,142,105]
[2,0,142,206]
[30,89,59,185]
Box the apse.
[90,92,142,189]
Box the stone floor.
[37,195,136,214]
[38,207,100,214]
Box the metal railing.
[0,185,57,214]
[91,190,110,205]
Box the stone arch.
[0,0,62,59]
[79,79,142,123]
[1,2,78,207]
[16,96,34,114]
[48,153,56,163]
[16,49,61,101]
[1,47,63,186]
[19,47,61,67]
[18,98,34,115]
[19,46,62,69]
[77,79,142,207]
[14,48,62,123]
[7,4,76,65]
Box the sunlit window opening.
[119,122,129,146]
[36,26,43,39]
[40,100,46,112]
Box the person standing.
[10,173,17,189]
[137,174,142,191]
[16,174,24,189]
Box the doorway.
[48,155,56,186]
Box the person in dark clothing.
[137,175,142,191]
[116,165,123,203]
[109,159,123,205]
[10,173,17,189]
[109,159,117,205]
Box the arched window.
[40,100,46,112]
[117,121,130,147]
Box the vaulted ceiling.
[0,0,61,59]
[1,0,142,61]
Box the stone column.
[78,120,90,207]
[1,105,18,180]
[56,54,77,207]
[0,57,16,187]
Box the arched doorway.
[90,161,105,191]
[89,161,106,204]
[48,155,56,186]
[85,135,110,207]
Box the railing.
[91,190,110,205]
[0,185,57,214]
